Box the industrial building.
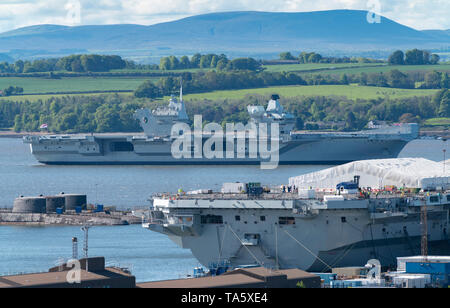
[387,256,450,288]
[0,257,135,288]
[12,193,87,214]
[137,267,321,288]
[0,263,320,289]
[12,196,46,213]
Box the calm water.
[0,137,447,281]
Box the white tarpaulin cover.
[289,158,450,190]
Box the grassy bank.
[0,76,157,94]
[308,64,450,76]
[0,92,133,103]
[181,84,439,101]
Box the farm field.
[0,92,133,103]
[0,76,157,94]
[424,118,450,127]
[110,67,213,74]
[181,84,439,101]
[306,64,450,76]
[262,62,385,73]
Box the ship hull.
[147,205,450,272]
[27,136,409,165]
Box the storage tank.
[13,196,46,213]
[45,196,65,213]
[62,194,87,211]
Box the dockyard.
[0,193,142,226]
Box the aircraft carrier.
[23,92,419,165]
[143,179,450,272]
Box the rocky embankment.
[0,211,141,226]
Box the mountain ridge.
[0,10,448,60]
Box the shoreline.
[0,131,145,138]
[0,131,41,138]
[2,130,449,139]
[0,211,142,226]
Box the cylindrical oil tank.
[13,197,46,213]
[45,196,65,213]
[62,194,87,211]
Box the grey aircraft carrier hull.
[145,193,450,272]
[25,134,409,165]
[23,95,419,165]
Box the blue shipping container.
[406,261,450,275]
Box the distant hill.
[0,10,448,61]
[422,29,450,40]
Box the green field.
[0,92,133,103]
[182,85,439,101]
[0,76,157,94]
[262,63,385,73]
[424,118,450,126]
[307,64,450,76]
[110,67,213,74]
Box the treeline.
[135,71,307,98]
[6,95,145,133]
[0,54,137,74]
[327,70,448,89]
[1,86,23,96]
[279,52,382,64]
[358,70,449,89]
[189,91,449,130]
[2,90,449,133]
[388,49,440,65]
[134,69,450,99]
[159,53,261,71]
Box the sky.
[0,0,448,33]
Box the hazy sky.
[0,0,448,33]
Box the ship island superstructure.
[143,159,450,272]
[24,91,419,165]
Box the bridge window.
[429,196,439,203]
[110,142,134,152]
[279,217,295,225]
[201,215,223,224]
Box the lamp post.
[444,149,446,174]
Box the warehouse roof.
[137,267,320,288]
[0,267,133,288]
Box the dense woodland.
[159,53,261,71]
[1,89,449,133]
[0,55,157,74]
[0,53,262,74]
[388,49,440,65]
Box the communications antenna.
[81,224,92,272]
[72,237,78,260]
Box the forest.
[2,89,448,133]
